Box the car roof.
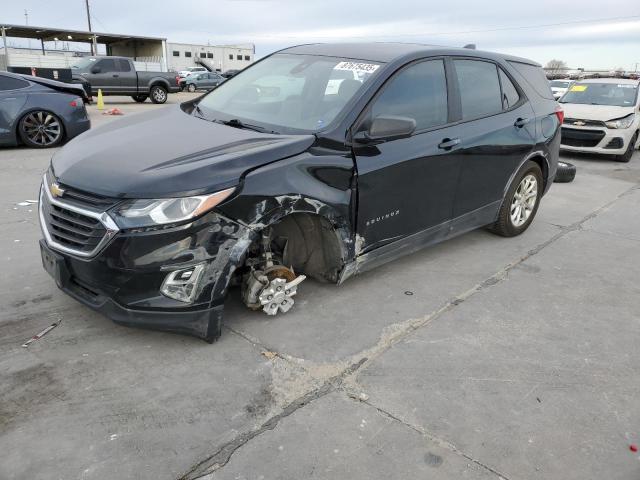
[577,78,639,85]
[277,42,539,65]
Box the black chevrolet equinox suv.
[39,43,561,342]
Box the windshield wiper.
[213,118,278,134]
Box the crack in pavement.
[352,395,510,480]
[179,182,638,480]
[180,358,367,480]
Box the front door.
[88,58,120,93]
[353,58,461,252]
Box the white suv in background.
[559,78,640,162]
[549,79,573,99]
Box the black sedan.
[0,72,90,148]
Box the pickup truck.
[71,56,180,104]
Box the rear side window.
[508,61,554,99]
[499,68,520,109]
[454,59,502,119]
[0,75,30,91]
[371,59,448,131]
[117,59,131,72]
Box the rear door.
[116,59,137,94]
[0,75,29,145]
[353,58,462,252]
[448,58,536,228]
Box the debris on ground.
[261,351,277,360]
[22,320,61,347]
[102,107,124,116]
[630,444,638,453]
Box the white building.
[167,42,254,73]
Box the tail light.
[554,105,564,124]
[69,98,83,107]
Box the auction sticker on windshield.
[570,85,587,92]
[334,61,380,74]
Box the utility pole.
[85,0,94,55]
[24,9,32,50]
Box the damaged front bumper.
[39,204,257,342]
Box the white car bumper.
[560,122,639,155]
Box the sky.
[2,0,639,71]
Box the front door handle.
[112,74,119,78]
[438,137,461,150]
[514,117,531,128]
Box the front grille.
[55,182,118,210]
[563,118,606,128]
[41,194,107,253]
[561,127,606,148]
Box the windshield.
[71,57,97,69]
[197,53,381,133]
[550,80,571,88]
[560,82,638,107]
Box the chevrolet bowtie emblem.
[50,182,65,198]
[573,120,586,126]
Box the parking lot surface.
[1,94,639,480]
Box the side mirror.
[354,115,416,143]
[90,66,101,74]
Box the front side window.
[198,53,381,133]
[454,59,502,119]
[370,59,448,130]
[96,58,117,72]
[560,82,638,107]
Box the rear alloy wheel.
[150,85,168,104]
[489,160,543,237]
[132,94,148,103]
[616,132,638,163]
[187,83,196,93]
[18,111,64,148]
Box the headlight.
[605,113,635,129]
[113,188,234,229]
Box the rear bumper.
[66,118,91,140]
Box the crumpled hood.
[52,105,315,198]
[560,103,635,122]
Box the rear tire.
[132,94,148,103]
[554,161,576,183]
[489,160,543,237]
[18,111,64,148]
[616,132,638,163]
[150,85,168,104]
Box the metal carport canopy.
[0,23,166,44]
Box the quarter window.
[371,59,448,131]
[454,59,502,119]
[508,61,554,99]
[499,68,520,109]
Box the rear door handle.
[514,117,531,128]
[112,74,119,78]
[438,138,461,150]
